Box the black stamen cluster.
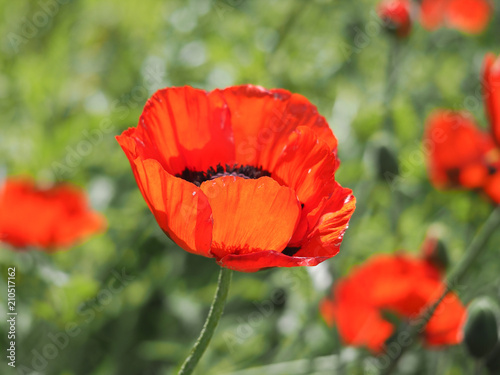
[177,163,271,187]
[447,164,498,185]
[282,246,301,256]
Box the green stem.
[332,325,345,375]
[267,0,311,67]
[381,206,500,375]
[382,38,401,134]
[382,39,403,241]
[221,355,338,375]
[474,360,484,375]
[178,267,232,375]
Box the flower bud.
[376,145,400,182]
[365,134,400,184]
[421,230,449,272]
[377,0,412,39]
[464,297,499,359]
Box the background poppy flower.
[117,85,355,272]
[0,177,106,251]
[377,0,412,38]
[419,0,493,34]
[483,53,500,145]
[425,54,500,203]
[320,253,466,353]
[424,110,497,190]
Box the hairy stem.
[178,267,233,375]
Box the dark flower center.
[282,246,301,256]
[447,164,498,185]
[177,163,304,258]
[176,163,271,187]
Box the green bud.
[421,236,449,272]
[365,133,400,186]
[376,144,399,183]
[464,297,499,359]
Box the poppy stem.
[382,38,401,134]
[381,206,500,375]
[177,267,232,375]
[474,360,484,375]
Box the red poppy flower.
[425,54,500,203]
[320,254,466,353]
[483,53,500,145]
[0,178,106,251]
[419,0,492,34]
[377,0,412,38]
[117,85,355,272]
[424,110,497,189]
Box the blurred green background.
[1,0,500,374]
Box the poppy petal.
[483,172,500,203]
[445,0,492,34]
[424,110,495,188]
[483,53,500,145]
[128,157,213,257]
[368,256,440,311]
[322,253,466,353]
[293,185,355,258]
[320,298,336,327]
[272,126,339,244]
[0,179,105,250]
[199,176,300,264]
[218,250,329,273]
[337,307,393,353]
[424,293,466,346]
[458,162,489,188]
[48,186,106,250]
[124,86,235,175]
[219,85,337,170]
[330,278,394,353]
[389,279,443,318]
[420,0,448,30]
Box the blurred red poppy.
[117,85,355,272]
[0,178,106,251]
[420,0,492,34]
[424,110,497,189]
[424,54,500,203]
[483,53,500,145]
[377,0,412,38]
[320,253,466,353]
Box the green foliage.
[1,0,500,374]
